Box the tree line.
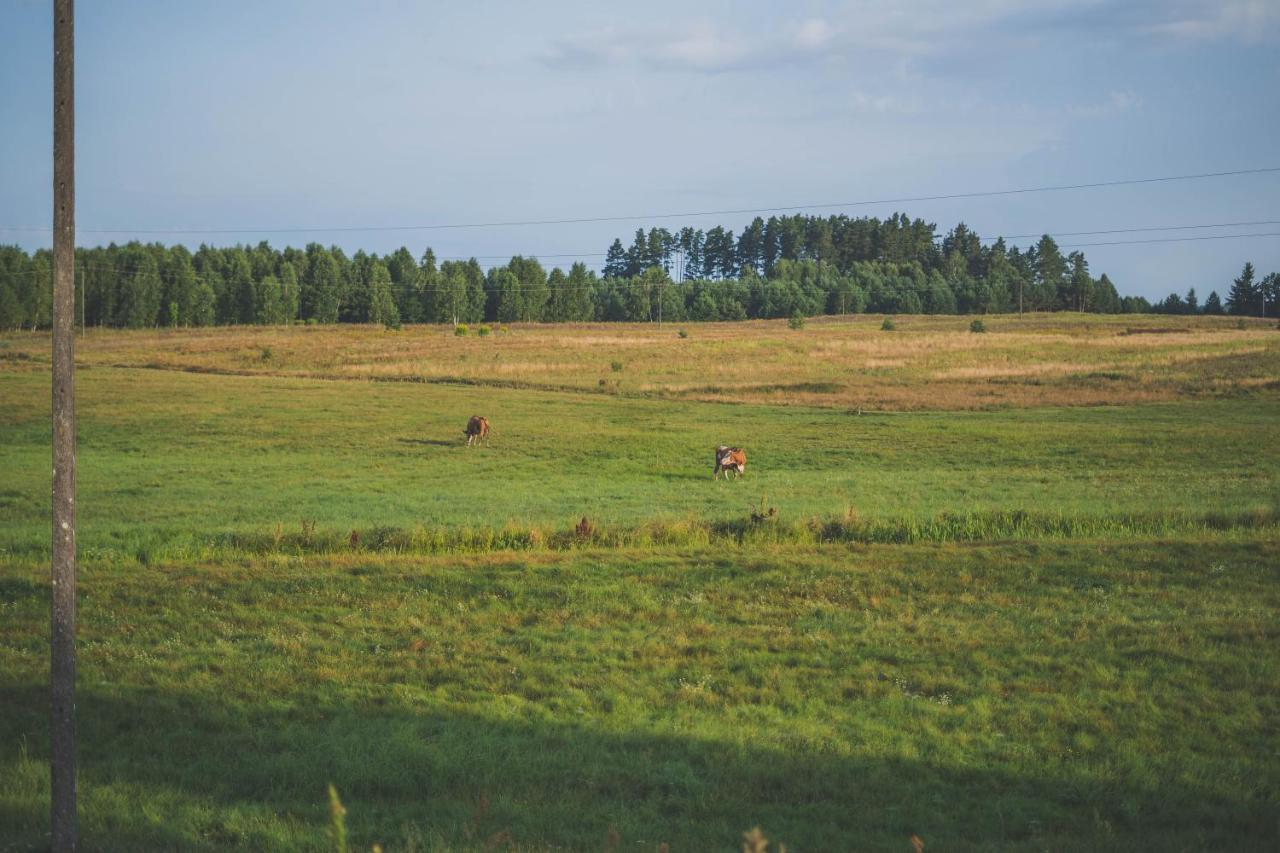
[0,213,1275,329]
[1147,262,1279,317]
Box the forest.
[0,212,1276,329]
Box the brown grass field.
[3,313,1277,411]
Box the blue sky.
[1,0,1277,299]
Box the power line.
[986,219,1280,242]
[1059,231,1280,249]
[2,166,1277,235]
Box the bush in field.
[881,317,896,331]
[611,360,624,372]
[454,324,469,337]
[969,319,987,333]
[788,312,806,330]
[477,324,491,337]
[678,328,688,339]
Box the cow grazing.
[713,445,747,480]
[464,415,490,446]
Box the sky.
[1,0,1278,300]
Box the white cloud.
[792,18,836,51]
[541,18,848,74]
[656,23,753,71]
[540,2,1277,75]
[1144,1,1280,42]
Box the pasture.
[1,315,1278,851]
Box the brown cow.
[713,445,746,480]
[464,415,490,446]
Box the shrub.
[969,318,987,333]
[677,328,688,339]
[259,347,273,361]
[881,317,896,331]
[611,360,624,372]
[787,312,806,330]
[476,324,491,337]
[454,323,469,337]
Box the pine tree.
[625,229,648,278]
[1067,252,1092,312]
[677,228,704,280]
[602,239,628,279]
[1093,273,1120,313]
[706,225,727,279]
[1226,262,1257,316]
[1202,290,1224,315]
[1184,287,1198,314]
[719,229,738,279]
[761,218,783,272]
[736,218,764,275]
[646,228,672,272]
[1032,235,1067,310]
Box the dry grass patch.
[2,313,1275,410]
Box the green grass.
[2,541,1277,851]
[0,367,1276,561]
[1,333,1278,850]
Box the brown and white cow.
[713,445,746,479]
[464,415,490,446]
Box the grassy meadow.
[3,312,1277,410]
[1,314,1278,850]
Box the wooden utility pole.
[51,1,77,849]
